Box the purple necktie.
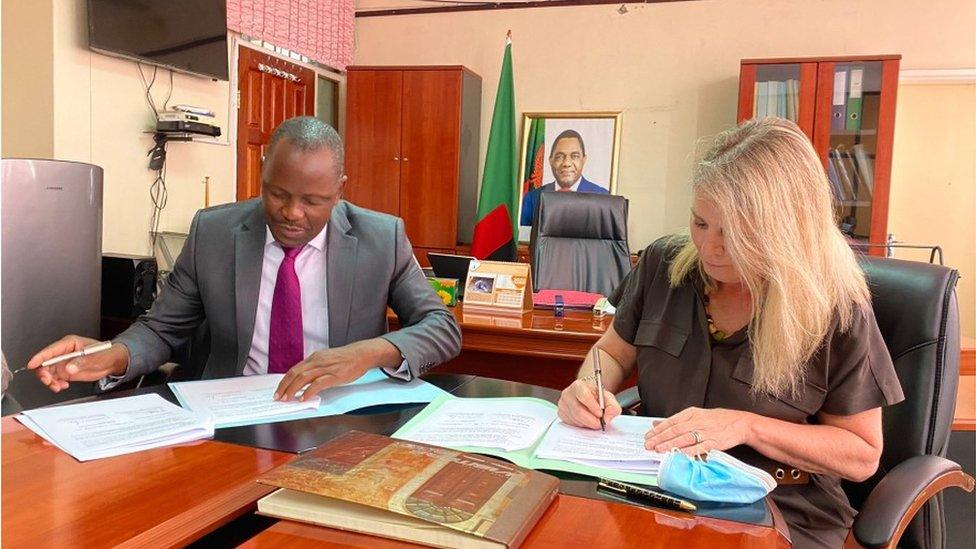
[268,245,305,374]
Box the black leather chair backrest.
[528,191,631,296]
[846,255,961,548]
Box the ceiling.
[354,0,618,16]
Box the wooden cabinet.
[738,55,901,250]
[344,66,481,265]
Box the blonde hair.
[669,118,870,397]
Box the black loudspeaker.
[101,254,158,317]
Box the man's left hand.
[274,339,398,402]
[644,407,754,456]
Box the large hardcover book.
[257,430,559,548]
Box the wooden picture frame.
[516,112,622,239]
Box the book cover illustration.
[258,430,552,540]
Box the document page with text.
[399,396,557,451]
[394,395,666,485]
[17,393,213,461]
[170,374,321,426]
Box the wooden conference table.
[2,375,790,548]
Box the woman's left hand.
[645,407,754,455]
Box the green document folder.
[846,65,864,132]
[393,394,660,486]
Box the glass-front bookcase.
[738,55,901,253]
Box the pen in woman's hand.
[594,347,606,432]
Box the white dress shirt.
[244,224,410,379]
[243,226,331,375]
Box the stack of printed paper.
[394,395,665,485]
[169,374,322,428]
[17,393,213,461]
[170,369,448,429]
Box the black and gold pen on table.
[593,347,605,432]
[597,478,697,512]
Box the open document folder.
[170,369,449,429]
[393,395,665,485]
[16,393,214,461]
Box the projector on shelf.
[155,119,221,137]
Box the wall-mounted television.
[87,0,229,81]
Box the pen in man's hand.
[593,347,606,432]
[32,341,114,369]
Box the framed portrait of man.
[517,112,622,239]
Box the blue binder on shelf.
[831,67,847,131]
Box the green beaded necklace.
[703,289,727,341]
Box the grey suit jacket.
[114,199,461,382]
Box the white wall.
[888,83,976,337]
[50,0,236,256]
[353,0,975,248]
[2,0,54,159]
[353,0,976,336]
[5,0,973,336]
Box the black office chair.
[616,255,974,548]
[529,191,630,296]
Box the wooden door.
[399,69,462,249]
[343,70,404,216]
[236,46,315,200]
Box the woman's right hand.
[557,379,623,430]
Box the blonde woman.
[556,118,903,548]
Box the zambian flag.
[471,33,518,261]
[522,118,545,196]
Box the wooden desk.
[955,375,975,432]
[447,303,609,360]
[962,336,975,376]
[1,417,291,548]
[953,338,975,431]
[392,303,610,389]
[2,377,790,548]
[239,493,790,548]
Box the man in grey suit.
[29,117,461,401]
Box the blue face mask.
[657,449,777,504]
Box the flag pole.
[470,31,518,261]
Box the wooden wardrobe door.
[343,70,403,216]
[399,69,462,249]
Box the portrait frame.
[516,111,623,239]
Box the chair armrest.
[849,455,975,549]
[615,386,641,415]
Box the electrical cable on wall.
[148,135,168,250]
[137,63,160,120]
[138,63,174,252]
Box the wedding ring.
[691,430,702,445]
